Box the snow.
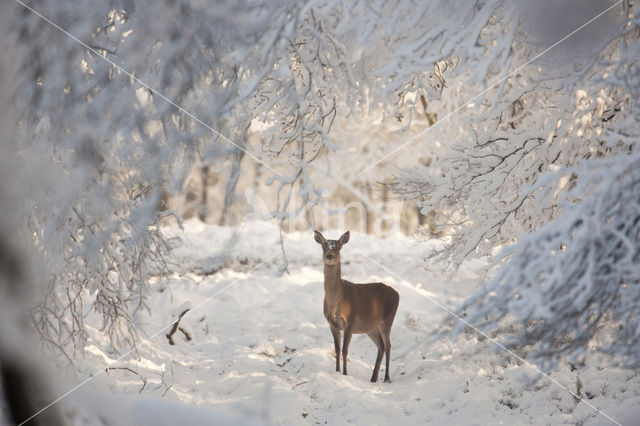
[61,219,639,425]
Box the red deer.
[314,230,399,383]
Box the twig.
[177,326,192,341]
[105,367,148,393]
[166,309,190,345]
[292,381,307,390]
[154,364,174,397]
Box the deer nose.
[326,253,334,260]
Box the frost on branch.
[389,1,639,269]
[461,151,640,367]
[10,1,299,355]
[385,0,640,366]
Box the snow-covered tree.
[11,0,298,355]
[391,0,637,267]
[10,0,324,355]
[461,150,640,368]
[386,0,640,365]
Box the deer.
[314,230,399,383]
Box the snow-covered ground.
[60,220,639,425]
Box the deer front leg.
[341,325,353,376]
[330,325,341,372]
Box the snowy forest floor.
[63,219,640,425]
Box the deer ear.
[339,231,350,245]
[314,230,326,244]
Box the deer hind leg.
[380,319,394,383]
[367,330,385,383]
[330,325,341,372]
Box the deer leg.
[383,343,391,383]
[367,331,384,383]
[341,326,353,376]
[330,325,341,372]
[380,326,392,383]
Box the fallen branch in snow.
[166,308,191,345]
[291,381,307,390]
[105,367,148,394]
[276,357,292,368]
[178,326,192,341]
[154,364,174,397]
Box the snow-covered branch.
[461,150,640,367]
[391,1,639,269]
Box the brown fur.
[315,230,400,383]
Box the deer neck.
[323,263,343,303]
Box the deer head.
[314,230,350,266]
